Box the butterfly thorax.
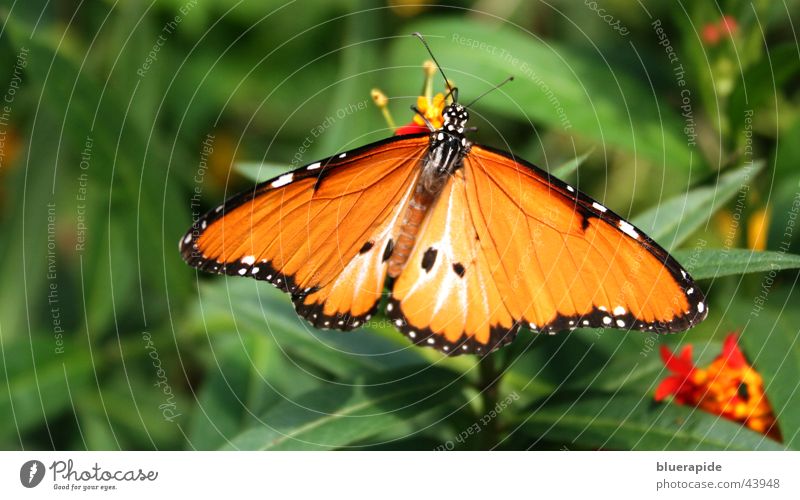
[387,104,471,278]
[419,104,471,195]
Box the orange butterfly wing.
[388,170,518,354]
[180,134,428,330]
[388,144,707,354]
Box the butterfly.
[180,34,708,356]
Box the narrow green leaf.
[223,367,465,450]
[235,161,290,183]
[674,248,800,280]
[187,279,427,375]
[633,161,763,250]
[552,149,592,179]
[520,394,784,450]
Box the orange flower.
[371,60,451,136]
[655,333,781,441]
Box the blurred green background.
[1,0,800,450]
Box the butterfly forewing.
[180,134,429,329]
[462,144,708,336]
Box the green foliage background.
[1,0,799,450]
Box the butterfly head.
[442,104,469,134]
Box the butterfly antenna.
[464,76,514,108]
[412,32,458,102]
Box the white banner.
[1,451,797,498]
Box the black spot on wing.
[579,213,594,231]
[452,262,465,277]
[421,247,438,273]
[382,238,394,263]
[359,240,374,254]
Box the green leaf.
[223,367,465,450]
[187,332,324,450]
[632,161,764,250]
[0,337,94,442]
[552,149,592,179]
[187,279,427,375]
[235,161,290,183]
[520,394,784,450]
[674,248,800,280]
[390,18,699,170]
[4,11,192,337]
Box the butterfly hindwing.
[388,169,519,354]
[180,134,429,330]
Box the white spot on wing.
[592,202,607,213]
[616,319,625,327]
[338,153,346,159]
[307,161,321,170]
[271,173,293,187]
[183,234,191,245]
[241,255,255,265]
[566,185,575,192]
[602,316,612,325]
[613,305,626,316]
[697,302,705,313]
[618,220,640,239]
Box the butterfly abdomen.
[388,187,434,278]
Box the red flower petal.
[655,376,681,401]
[721,333,747,369]
[394,123,428,136]
[660,344,695,375]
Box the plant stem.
[478,354,502,449]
